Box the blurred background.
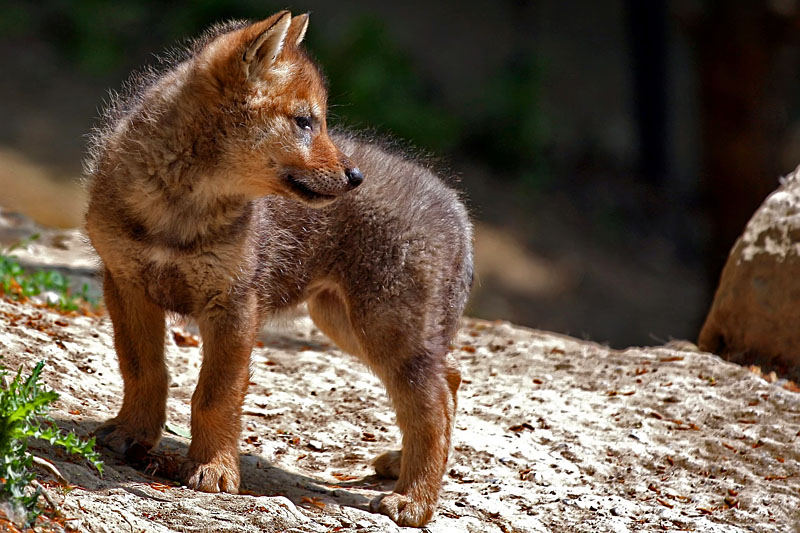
[2,0,800,347]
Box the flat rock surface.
[2,221,800,532]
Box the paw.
[373,450,402,479]
[370,493,434,527]
[182,455,240,494]
[94,418,158,463]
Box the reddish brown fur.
[85,12,472,527]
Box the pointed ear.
[243,11,292,79]
[286,13,309,47]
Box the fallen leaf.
[147,482,173,492]
[301,496,325,510]
[783,381,800,393]
[332,472,359,481]
[172,329,199,347]
[765,474,792,481]
[723,496,739,509]
[656,498,673,508]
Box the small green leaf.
[165,422,192,439]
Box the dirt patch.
[0,215,798,531]
[1,298,799,532]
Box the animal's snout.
[345,167,364,189]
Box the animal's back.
[255,132,473,346]
[330,132,473,323]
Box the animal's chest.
[138,251,245,316]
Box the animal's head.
[195,12,363,205]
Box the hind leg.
[368,347,460,526]
[308,288,461,527]
[307,287,364,357]
[372,352,461,480]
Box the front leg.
[96,269,167,460]
[182,296,257,493]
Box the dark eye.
[294,116,312,130]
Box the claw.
[93,424,115,441]
[124,441,150,463]
[181,456,240,494]
[93,418,160,459]
[371,493,434,527]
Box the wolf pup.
[85,11,472,527]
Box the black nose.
[345,167,364,188]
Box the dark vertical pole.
[625,0,669,186]
[694,3,777,280]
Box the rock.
[2,214,800,531]
[699,165,800,376]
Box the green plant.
[0,361,103,526]
[0,236,97,312]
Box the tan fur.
[85,12,472,527]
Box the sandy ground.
[1,297,800,532]
[1,216,800,532]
